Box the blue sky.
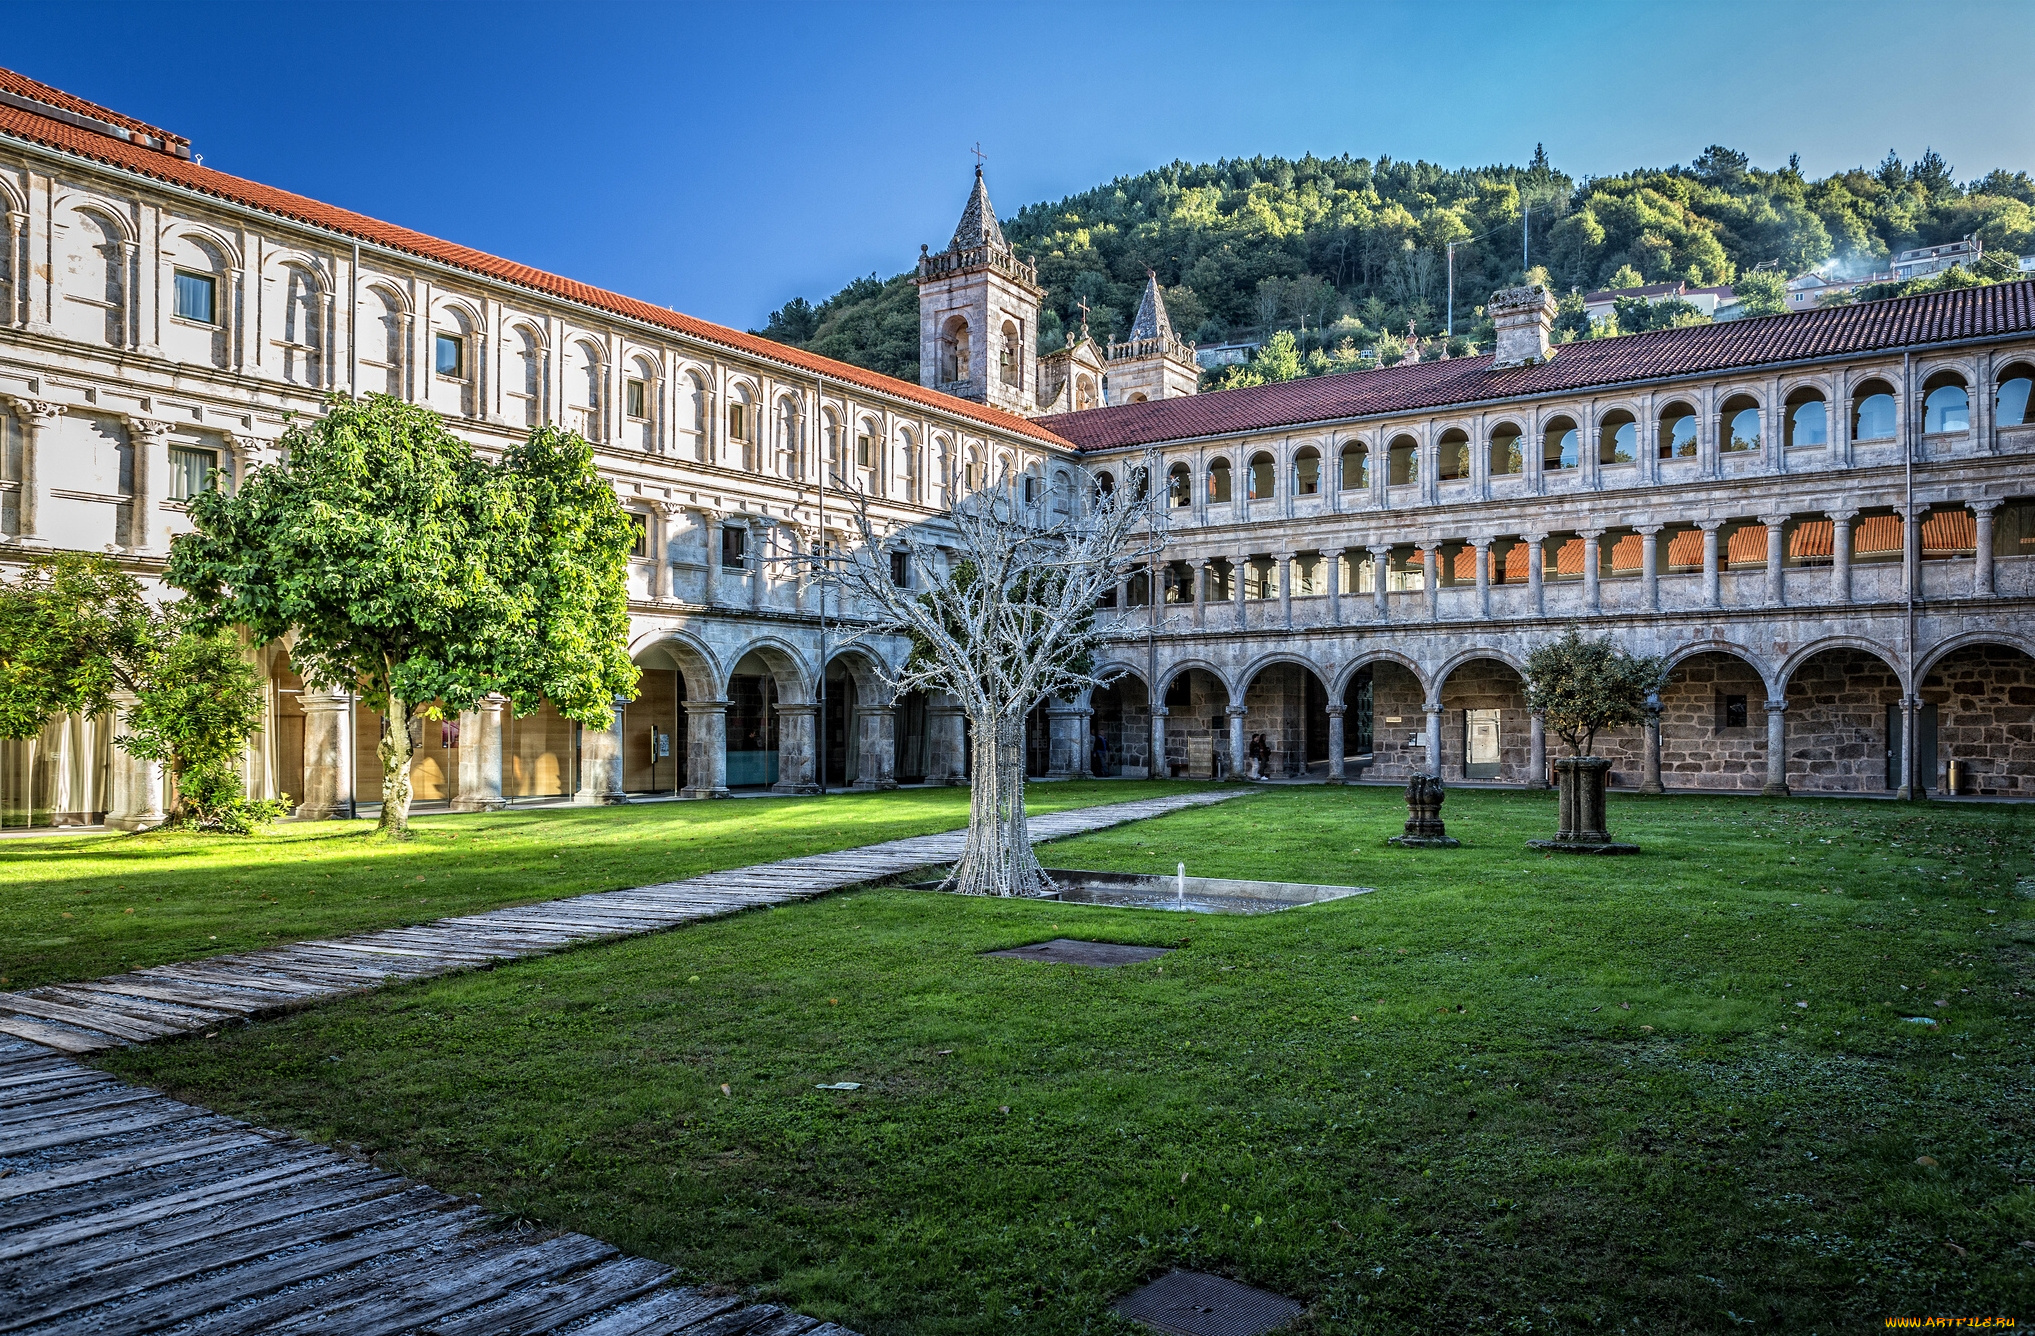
[14,0,2033,328]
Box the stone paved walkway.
[0,789,1241,1334]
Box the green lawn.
[96,786,2035,1332]
[0,781,1192,991]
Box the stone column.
[1326,704,1346,784]
[125,417,171,553]
[104,689,166,831]
[1369,545,1392,621]
[1226,704,1247,782]
[1763,698,1789,796]
[1044,698,1083,779]
[1972,500,1999,596]
[1699,519,1724,608]
[695,507,722,606]
[926,697,967,785]
[1902,505,1923,601]
[10,399,63,543]
[1830,509,1857,605]
[653,501,683,600]
[1896,696,1919,801]
[1276,550,1295,629]
[449,695,507,811]
[1637,525,1661,612]
[1523,533,1546,616]
[850,706,897,790]
[1471,538,1492,618]
[1761,512,1788,607]
[1420,542,1440,622]
[772,703,818,794]
[1233,551,1249,629]
[749,520,770,613]
[1424,701,1444,779]
[1527,711,1548,789]
[295,691,353,820]
[1077,705,1094,780]
[1324,547,1343,625]
[573,696,629,804]
[1192,558,1209,629]
[680,700,730,799]
[1580,528,1604,614]
[1640,712,1665,794]
[1150,704,1169,779]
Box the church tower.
[1104,272,1201,403]
[916,167,1046,418]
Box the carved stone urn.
[1387,774,1459,848]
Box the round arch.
[625,627,722,700]
[726,635,814,704]
[1154,657,1232,700]
[1777,636,1909,695]
[1334,649,1428,699]
[1666,638,1774,695]
[1433,646,1528,690]
[1917,628,2035,681]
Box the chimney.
[1487,285,1556,369]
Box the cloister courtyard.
[6,781,2031,1332]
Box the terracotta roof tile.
[0,67,187,150]
[1045,282,2035,451]
[0,70,1068,450]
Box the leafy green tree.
[1732,268,1790,316]
[168,396,638,835]
[0,553,153,740]
[1605,264,1646,290]
[119,614,286,832]
[1523,625,1667,757]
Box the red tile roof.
[0,68,1069,450]
[0,67,188,152]
[1045,282,2035,451]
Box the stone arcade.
[3,66,2032,825]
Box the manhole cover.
[983,938,1171,967]
[1114,1268,1304,1335]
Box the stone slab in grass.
[982,939,1171,967]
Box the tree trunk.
[947,709,1050,897]
[377,695,414,835]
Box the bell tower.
[916,166,1045,417]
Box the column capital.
[7,397,64,429]
[654,497,687,519]
[1423,700,1444,715]
[1758,512,1790,529]
[122,415,174,443]
[1274,548,1298,561]
[1968,497,2003,516]
[1578,527,1606,540]
[682,698,730,715]
[1225,704,1248,718]
[1325,704,1346,717]
[1150,704,1170,718]
[1632,523,1663,536]
[1469,535,1494,549]
[1826,507,1859,524]
[1695,518,1725,531]
[1321,544,1344,557]
[1367,543,1394,557]
[1520,531,1548,545]
[1763,698,1789,714]
[1189,554,1212,567]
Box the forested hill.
[755,145,2035,385]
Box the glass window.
[857,433,873,468]
[890,550,909,587]
[1788,398,1827,447]
[1854,392,1897,441]
[625,378,647,419]
[1924,384,1969,433]
[720,524,746,567]
[435,332,463,378]
[1722,408,1760,452]
[173,270,215,324]
[1996,373,2032,427]
[168,446,217,501]
[627,513,648,558]
[729,403,748,441]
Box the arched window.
[1657,402,1697,459]
[934,435,952,499]
[1596,410,1636,465]
[505,325,541,425]
[1166,461,1192,507]
[900,428,920,502]
[1247,451,1274,500]
[1207,457,1232,503]
[1488,423,1523,475]
[855,418,877,471]
[1339,441,1368,489]
[1023,470,1042,505]
[358,287,407,397]
[1388,433,1419,485]
[1093,469,1115,501]
[1128,464,1150,502]
[1997,363,2034,427]
[999,320,1022,387]
[568,341,603,441]
[729,387,757,470]
[1852,379,1897,441]
[1784,387,1827,448]
[1718,394,1760,453]
[683,372,707,459]
[276,265,323,387]
[1923,371,1969,434]
[965,450,983,491]
[940,315,970,383]
[776,398,802,478]
[1542,417,1579,471]
[57,208,124,346]
[1127,392,1148,404]
[1292,445,1321,495]
[1436,428,1469,480]
[165,233,229,369]
[430,308,475,417]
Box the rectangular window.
[728,403,748,441]
[1718,694,1748,731]
[626,378,647,419]
[173,270,216,324]
[627,513,648,559]
[721,524,747,567]
[168,446,217,501]
[856,433,873,468]
[889,550,909,587]
[435,332,464,378]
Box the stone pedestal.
[927,701,967,785]
[772,704,819,794]
[294,691,353,820]
[1387,774,1458,848]
[1530,756,1639,854]
[1044,699,1084,779]
[680,700,730,799]
[104,690,167,830]
[573,697,630,805]
[1325,706,1346,784]
[849,705,897,790]
[1639,715,1665,794]
[449,695,508,812]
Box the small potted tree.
[1522,625,1665,854]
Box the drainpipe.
[1902,350,1918,801]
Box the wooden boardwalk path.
[0,790,1239,1333]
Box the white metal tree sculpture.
[831,454,1162,897]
